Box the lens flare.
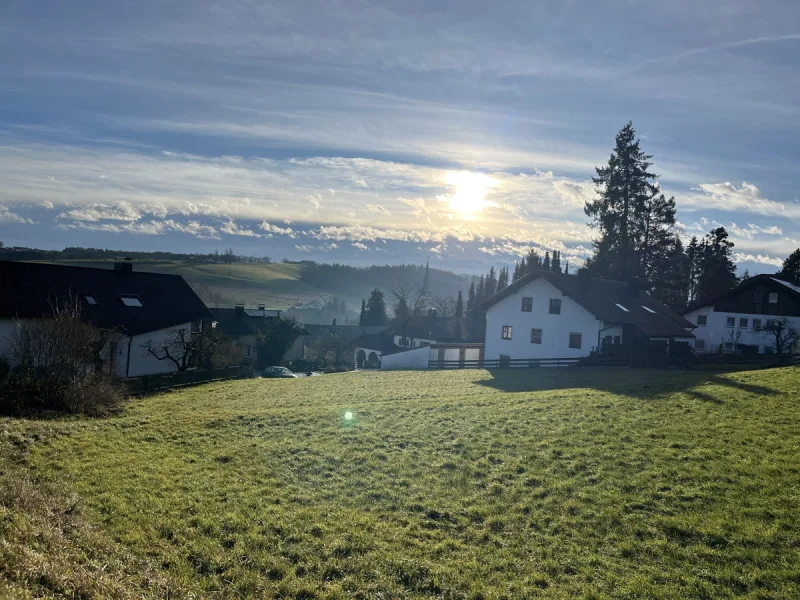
[344,411,353,421]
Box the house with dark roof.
[477,268,694,362]
[210,305,281,362]
[683,274,800,355]
[283,324,389,366]
[0,259,212,377]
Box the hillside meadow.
[2,367,800,598]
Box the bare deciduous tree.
[761,317,799,356]
[431,295,457,318]
[307,336,355,368]
[389,282,430,347]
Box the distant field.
[3,367,800,598]
[39,260,326,308]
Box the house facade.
[211,305,281,362]
[0,259,212,377]
[479,269,694,361]
[683,275,800,354]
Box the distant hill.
[0,246,470,323]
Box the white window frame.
[725,317,735,328]
[501,325,512,340]
[696,315,707,326]
[530,328,543,344]
[521,297,533,312]
[549,299,562,314]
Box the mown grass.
[3,367,800,598]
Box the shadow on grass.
[474,366,777,403]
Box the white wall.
[393,335,435,348]
[122,323,195,377]
[380,346,431,370]
[0,318,21,359]
[484,278,601,360]
[684,306,800,354]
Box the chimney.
[235,304,245,317]
[113,257,133,273]
[577,268,590,291]
[257,303,266,311]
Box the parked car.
[262,366,297,379]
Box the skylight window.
[641,306,656,314]
[120,296,143,307]
[615,303,630,312]
[84,295,97,305]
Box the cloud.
[733,253,784,268]
[220,219,261,237]
[685,182,800,218]
[0,205,35,224]
[259,221,296,237]
[352,242,369,251]
[59,201,142,222]
[41,201,55,210]
[365,204,391,215]
[308,194,322,211]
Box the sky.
[1,0,799,274]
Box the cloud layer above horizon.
[1,0,799,273]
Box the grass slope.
[3,367,800,598]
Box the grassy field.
[2,367,800,598]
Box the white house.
[0,259,212,377]
[683,275,800,355]
[478,269,695,362]
[380,343,484,370]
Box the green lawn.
[3,367,800,599]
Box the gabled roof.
[0,261,211,336]
[353,331,402,354]
[476,269,694,338]
[211,308,279,336]
[302,324,388,344]
[389,316,484,343]
[684,273,800,312]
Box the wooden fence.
[429,357,582,370]
[124,366,243,395]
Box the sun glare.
[444,170,496,217]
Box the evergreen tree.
[497,266,509,291]
[455,291,464,318]
[466,280,476,312]
[512,261,520,282]
[740,270,751,283]
[515,257,526,280]
[358,299,367,325]
[650,237,690,309]
[526,249,541,270]
[695,227,737,302]
[779,248,800,285]
[485,268,497,298]
[551,250,562,273]
[686,236,701,303]
[476,275,485,305]
[543,251,551,271]
[585,122,678,286]
[564,261,570,275]
[363,288,388,326]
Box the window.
[521,297,533,312]
[739,318,748,328]
[615,303,630,312]
[120,295,143,307]
[84,295,97,305]
[724,342,734,351]
[768,292,778,304]
[753,291,763,303]
[766,319,775,329]
[568,332,582,349]
[752,319,762,330]
[696,315,707,326]
[726,317,735,327]
[642,306,656,314]
[549,299,562,314]
[530,328,543,344]
[695,339,706,350]
[501,326,512,340]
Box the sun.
[444,170,496,217]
